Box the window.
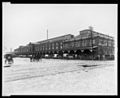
[79,41,81,47]
[40,46,41,50]
[52,43,54,46]
[108,40,111,46]
[60,42,63,48]
[71,42,74,47]
[75,41,79,47]
[84,40,87,46]
[38,46,40,51]
[56,43,58,46]
[99,39,107,46]
[99,39,103,45]
[104,40,107,46]
[89,39,92,46]
[93,39,95,45]
[52,43,54,49]
[49,45,51,50]
[37,47,39,51]
[35,47,37,51]
[111,41,114,47]
[56,43,58,49]
[81,40,84,47]
[64,43,68,48]
[46,44,47,50]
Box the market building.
[14,28,114,60]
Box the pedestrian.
[30,57,32,62]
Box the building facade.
[14,28,114,60]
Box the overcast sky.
[3,3,117,52]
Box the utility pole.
[89,26,93,60]
[47,29,48,40]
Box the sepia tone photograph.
[2,2,117,96]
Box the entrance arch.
[75,50,82,59]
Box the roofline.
[80,29,114,38]
[37,34,74,43]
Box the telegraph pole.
[47,29,48,40]
[89,26,93,60]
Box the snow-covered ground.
[2,58,117,96]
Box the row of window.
[99,39,114,46]
[64,38,114,48]
[35,42,63,51]
[19,48,29,53]
[64,39,96,48]
[80,30,113,40]
[80,31,99,39]
[18,45,33,53]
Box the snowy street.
[2,58,117,95]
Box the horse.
[5,56,14,64]
[30,55,42,62]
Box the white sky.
[3,3,117,52]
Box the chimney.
[89,26,93,31]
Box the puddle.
[81,65,98,67]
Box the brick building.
[14,28,114,60]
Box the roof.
[37,34,74,44]
[4,52,15,56]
